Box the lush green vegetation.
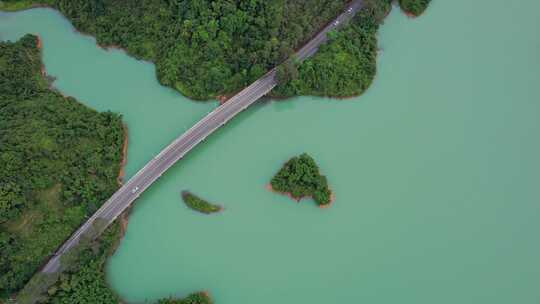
[0,33,212,304]
[44,223,121,304]
[1,0,431,101]
[182,191,222,214]
[15,220,121,304]
[0,0,45,11]
[399,0,431,17]
[0,34,125,298]
[16,219,212,304]
[157,292,213,304]
[270,153,332,207]
[46,227,212,304]
[4,0,348,99]
[272,0,392,98]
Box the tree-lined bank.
[1,0,431,101]
[0,34,211,304]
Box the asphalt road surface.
[42,0,365,273]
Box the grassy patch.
[181,191,222,214]
[2,184,61,237]
[3,209,42,237]
[36,183,62,209]
[0,0,44,12]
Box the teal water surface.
[1,0,539,303]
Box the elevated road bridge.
[42,0,366,273]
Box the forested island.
[399,0,432,17]
[270,154,333,207]
[1,0,430,101]
[0,34,211,304]
[181,191,223,214]
[157,292,212,304]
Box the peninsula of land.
[1,0,431,101]
[0,34,211,304]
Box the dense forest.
[0,34,211,304]
[15,219,212,304]
[0,34,125,297]
[272,0,392,97]
[15,221,123,304]
[270,153,332,207]
[157,292,212,304]
[399,0,431,17]
[1,0,432,101]
[2,0,348,99]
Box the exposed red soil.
[111,125,131,254]
[116,124,129,186]
[217,95,231,105]
[36,36,42,49]
[266,184,334,208]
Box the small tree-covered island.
[399,0,432,17]
[181,191,223,214]
[270,154,333,208]
[157,292,212,304]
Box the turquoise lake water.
[1,0,539,303]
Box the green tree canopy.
[270,153,332,207]
[0,34,124,296]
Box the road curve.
[42,0,365,273]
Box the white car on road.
[131,186,139,194]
